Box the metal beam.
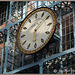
[4,47,75,74]
[48,1,63,8]
[4,61,40,74]
[72,3,75,47]
[41,48,75,63]
[8,1,12,24]
[26,1,28,16]
[41,1,44,7]
[0,1,63,31]
[0,18,24,31]
[59,8,62,52]
[53,34,60,41]
[3,29,10,73]
[59,7,63,74]
[39,63,43,74]
[22,54,24,67]
[35,1,38,9]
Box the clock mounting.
[17,7,56,54]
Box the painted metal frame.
[4,29,10,73]
[59,8,63,74]
[4,47,75,74]
[0,1,75,74]
[0,1,63,31]
[72,2,75,48]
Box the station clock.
[17,7,56,54]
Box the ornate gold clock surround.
[17,7,56,54]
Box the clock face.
[17,7,56,54]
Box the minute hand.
[34,15,49,31]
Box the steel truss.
[0,1,75,74]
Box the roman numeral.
[21,35,25,38]
[46,15,50,20]
[41,12,44,18]
[27,43,30,49]
[23,27,27,30]
[47,23,52,26]
[45,31,50,34]
[41,39,44,43]
[34,43,37,48]
[22,40,26,45]
[28,19,31,23]
[35,14,37,18]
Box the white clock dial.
[17,7,56,54]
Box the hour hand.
[33,29,37,42]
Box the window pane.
[66,27,69,34]
[62,36,65,43]
[71,33,74,40]
[66,19,69,27]
[70,25,73,32]
[62,29,65,35]
[62,21,65,28]
[66,34,70,41]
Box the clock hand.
[34,14,49,31]
[33,14,49,42]
[33,29,37,42]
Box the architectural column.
[8,1,12,24]
[3,29,10,73]
[35,1,38,9]
[72,2,75,47]
[3,1,13,73]
[39,63,43,74]
[59,8,63,74]
[41,1,44,7]
[25,1,28,16]
[22,54,24,67]
[72,3,75,73]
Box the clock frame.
[17,7,56,54]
